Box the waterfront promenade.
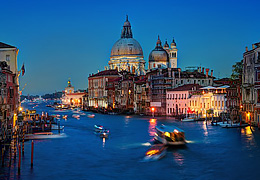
[1,101,260,180]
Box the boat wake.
[120,142,151,149]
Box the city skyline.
[1,0,260,95]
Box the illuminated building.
[88,69,119,109]
[166,84,201,116]
[109,16,145,75]
[62,79,86,107]
[188,85,228,117]
[242,42,260,125]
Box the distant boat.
[144,144,167,161]
[88,114,95,118]
[72,114,80,119]
[94,125,104,132]
[99,129,109,138]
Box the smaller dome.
[149,36,169,62]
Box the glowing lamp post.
[151,107,155,117]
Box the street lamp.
[151,107,155,117]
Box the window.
[202,80,204,84]
[6,55,10,61]
[194,80,196,84]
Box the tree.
[231,60,243,80]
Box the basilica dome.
[110,15,143,58]
[111,38,143,58]
[149,36,169,62]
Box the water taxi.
[94,125,104,132]
[154,125,186,145]
[144,144,167,161]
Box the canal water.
[1,101,260,180]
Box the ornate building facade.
[108,16,146,75]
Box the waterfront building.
[0,42,18,75]
[114,71,135,112]
[146,67,214,115]
[214,78,242,120]
[133,75,147,114]
[88,69,119,109]
[108,16,146,75]
[189,85,228,118]
[0,42,19,142]
[242,42,260,125]
[62,80,86,107]
[166,84,201,116]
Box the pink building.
[166,84,201,116]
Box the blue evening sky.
[1,0,260,95]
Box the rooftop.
[0,42,16,49]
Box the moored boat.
[51,124,65,130]
[154,125,186,145]
[25,132,66,140]
[144,144,167,161]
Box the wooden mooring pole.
[18,144,21,174]
[31,140,34,168]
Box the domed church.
[149,36,178,70]
[108,16,146,75]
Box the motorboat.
[72,114,80,119]
[62,115,68,120]
[25,132,66,140]
[154,125,186,145]
[220,122,248,128]
[144,144,167,161]
[182,114,196,122]
[94,125,104,132]
[182,117,195,122]
[88,114,95,118]
[99,129,109,138]
[51,124,64,130]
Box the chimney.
[246,46,248,51]
[197,67,200,72]
[252,44,255,49]
[206,68,209,78]
[202,67,204,74]
[178,68,181,79]
[211,70,213,76]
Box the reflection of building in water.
[62,79,86,107]
[173,152,184,166]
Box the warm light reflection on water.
[148,119,157,141]
[102,138,106,148]
[202,121,208,137]
[241,126,257,148]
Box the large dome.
[111,38,143,58]
[149,36,169,62]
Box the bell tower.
[169,37,178,68]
